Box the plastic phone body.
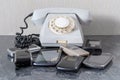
[57,56,85,72]
[83,53,113,69]
[13,50,32,67]
[60,45,89,57]
[32,8,92,47]
[83,40,102,55]
[33,48,62,66]
[7,44,41,57]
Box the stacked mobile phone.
[7,44,62,68]
[82,40,113,69]
[56,40,113,72]
[56,45,89,72]
[7,44,41,68]
[7,40,113,72]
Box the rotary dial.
[49,16,75,35]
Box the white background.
[0,0,120,35]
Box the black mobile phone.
[57,56,85,72]
[83,39,102,55]
[14,49,33,67]
[83,53,113,69]
[33,48,62,66]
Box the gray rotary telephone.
[9,8,113,70]
[32,8,92,47]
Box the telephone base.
[40,14,84,47]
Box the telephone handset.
[32,8,92,47]
[32,8,92,26]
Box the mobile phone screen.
[33,49,61,66]
[88,55,111,64]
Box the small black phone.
[33,48,62,66]
[57,56,85,72]
[14,50,33,67]
[83,39,102,55]
[83,53,113,69]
